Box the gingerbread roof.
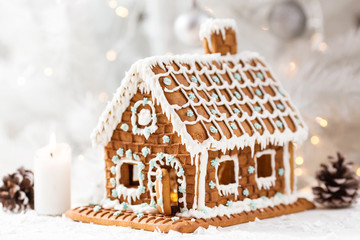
[91,52,308,155]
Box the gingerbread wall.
[104,90,196,209]
[205,144,286,208]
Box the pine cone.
[0,167,34,213]
[312,152,360,208]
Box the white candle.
[34,133,71,215]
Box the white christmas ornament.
[269,0,307,40]
[174,6,210,46]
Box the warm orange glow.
[319,42,328,52]
[108,0,117,8]
[204,7,214,14]
[295,168,303,176]
[289,61,296,71]
[311,136,320,145]
[170,192,178,203]
[115,6,129,18]
[295,156,304,166]
[316,117,328,127]
[98,91,109,102]
[356,167,360,177]
[106,50,117,62]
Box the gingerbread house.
[66,19,314,233]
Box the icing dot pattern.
[243,188,249,196]
[191,75,198,83]
[212,76,220,84]
[277,103,285,111]
[254,123,262,130]
[163,77,171,86]
[120,123,129,132]
[255,89,263,96]
[234,91,242,99]
[276,120,283,129]
[209,126,218,133]
[162,135,170,143]
[257,72,264,80]
[211,93,219,100]
[254,106,261,112]
[187,110,194,117]
[234,73,241,81]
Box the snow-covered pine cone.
[312,152,360,208]
[0,167,34,213]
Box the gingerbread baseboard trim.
[65,198,315,233]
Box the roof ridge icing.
[91,51,308,156]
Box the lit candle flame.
[49,132,57,155]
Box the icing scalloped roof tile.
[91,52,308,154]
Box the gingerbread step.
[66,198,315,233]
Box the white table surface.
[1,201,359,240]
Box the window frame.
[214,154,239,199]
[254,149,276,190]
[114,158,145,202]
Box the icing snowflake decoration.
[131,98,158,139]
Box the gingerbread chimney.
[199,19,237,56]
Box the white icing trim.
[155,169,164,213]
[138,109,151,126]
[197,150,208,209]
[131,99,158,139]
[254,150,276,190]
[213,154,239,199]
[91,52,308,158]
[283,142,291,194]
[102,198,159,214]
[147,154,188,212]
[292,144,298,193]
[199,18,237,51]
[177,193,298,219]
[115,158,144,203]
[192,153,200,209]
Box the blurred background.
[0,0,359,206]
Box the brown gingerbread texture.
[66,19,314,233]
[65,198,314,233]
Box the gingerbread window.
[254,150,276,190]
[120,163,139,187]
[217,161,236,185]
[114,158,145,202]
[213,154,239,199]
